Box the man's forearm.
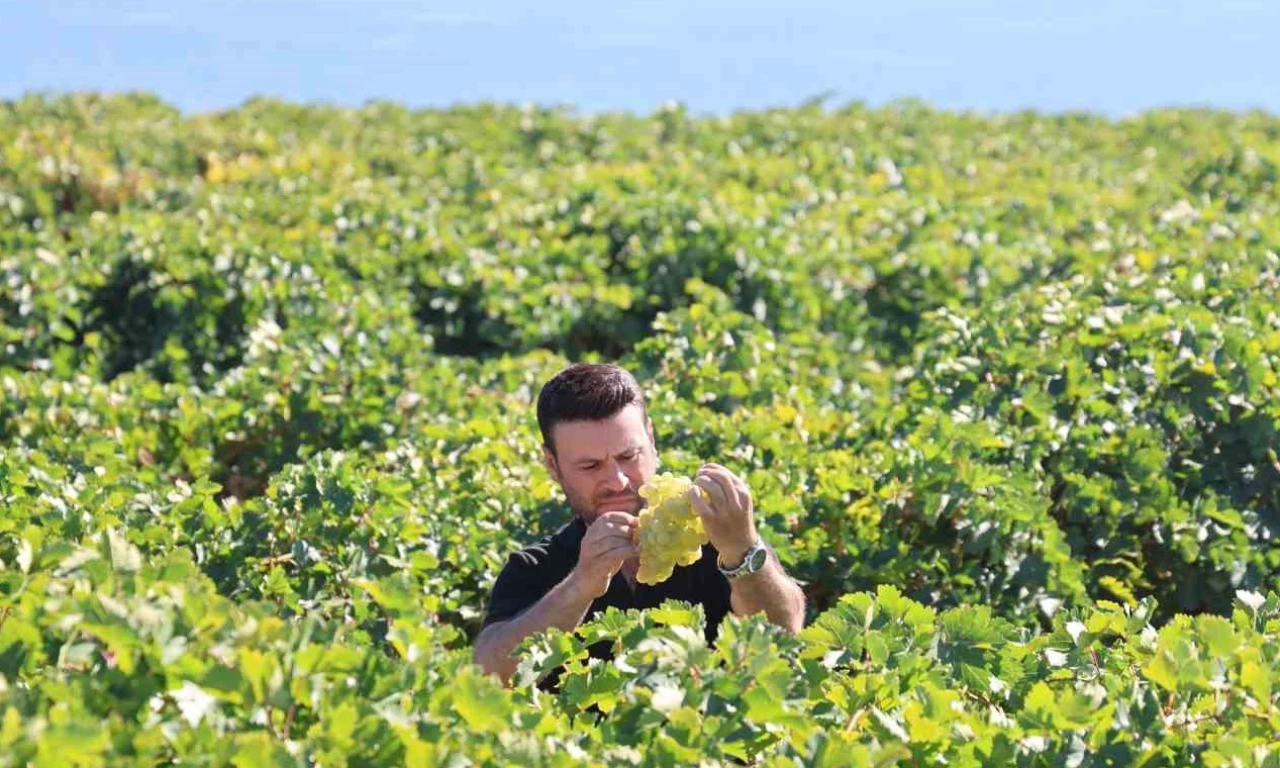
[473,572,596,684]
[729,557,805,634]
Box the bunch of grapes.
[634,472,708,584]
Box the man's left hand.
[690,463,757,567]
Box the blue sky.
[2,0,1278,116]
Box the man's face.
[542,403,658,525]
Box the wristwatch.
[718,538,768,579]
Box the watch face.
[747,546,768,572]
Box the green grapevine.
[1,92,1278,764]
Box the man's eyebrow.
[573,445,643,466]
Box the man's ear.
[541,443,562,484]
[646,416,659,467]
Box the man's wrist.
[563,565,591,604]
[562,568,597,603]
[716,534,761,571]
[717,545,751,570]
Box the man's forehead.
[551,406,649,459]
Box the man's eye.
[582,463,599,471]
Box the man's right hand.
[475,511,639,685]
[570,511,639,599]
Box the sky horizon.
[3,0,1279,118]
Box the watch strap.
[718,538,766,579]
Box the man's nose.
[602,461,629,492]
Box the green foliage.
[3,92,1280,762]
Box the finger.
[588,530,643,552]
[696,473,727,509]
[602,528,641,544]
[703,464,741,497]
[695,474,729,511]
[719,466,750,499]
[702,466,747,512]
[594,511,638,525]
[586,519,637,542]
[690,484,719,522]
[697,462,733,481]
[727,473,751,513]
[594,518,637,535]
[594,541,640,562]
[594,511,639,527]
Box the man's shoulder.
[507,515,586,569]
[483,515,586,631]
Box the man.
[473,362,806,685]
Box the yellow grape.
[634,472,708,584]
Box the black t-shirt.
[483,515,734,682]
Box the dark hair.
[537,363,646,455]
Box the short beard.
[564,486,643,526]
